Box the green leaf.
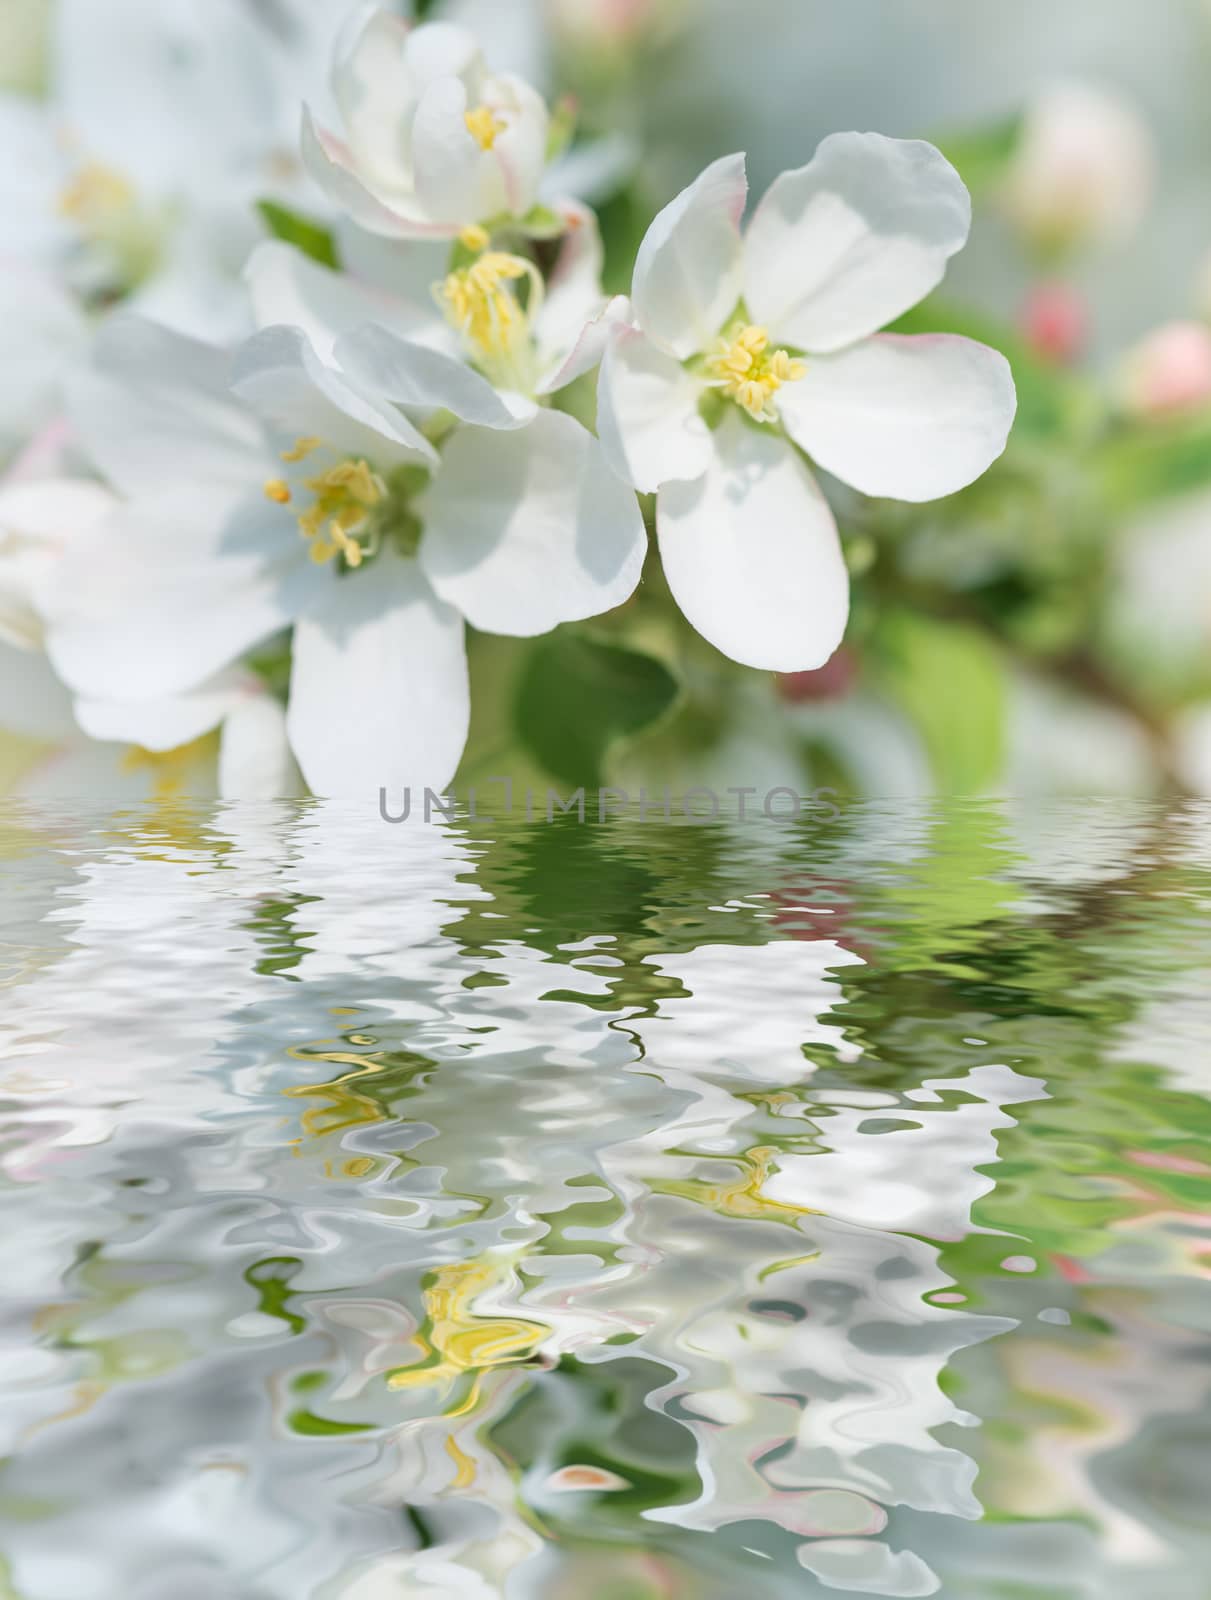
[256,200,338,269]
[870,612,1007,793]
[514,631,680,788]
[516,203,568,240]
[932,114,1022,200]
[1094,414,1211,510]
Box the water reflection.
[1,800,1210,1597]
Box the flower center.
[704,324,805,423]
[464,104,506,150]
[438,250,543,389]
[264,439,386,569]
[59,162,135,228]
[58,161,165,292]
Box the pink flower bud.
[1121,322,1211,419]
[1020,281,1087,365]
[776,648,858,704]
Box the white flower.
[42,309,645,799]
[302,12,550,241]
[598,134,1017,671]
[0,0,306,340]
[0,475,298,798]
[245,199,624,398]
[1003,80,1155,255]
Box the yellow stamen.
[458,222,490,253]
[263,478,292,505]
[281,436,322,464]
[438,251,542,367]
[58,162,135,225]
[464,104,506,151]
[291,456,384,568]
[704,323,806,423]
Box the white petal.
[288,551,469,797]
[631,153,747,359]
[596,326,712,493]
[418,409,645,635]
[489,72,549,218]
[301,108,455,240]
[54,0,275,194]
[331,5,416,192]
[232,325,436,466]
[537,294,632,397]
[0,478,116,648]
[335,220,456,338]
[43,493,326,701]
[0,268,87,449]
[219,692,301,799]
[336,325,534,429]
[69,316,266,499]
[744,133,972,353]
[657,412,849,671]
[246,240,440,365]
[74,669,249,751]
[0,639,75,739]
[533,201,606,383]
[411,76,509,227]
[779,333,1016,502]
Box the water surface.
[2,800,1210,1599]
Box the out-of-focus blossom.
[1003,81,1155,257]
[0,474,298,798]
[302,13,551,241]
[41,313,644,797]
[1119,321,1211,420]
[1020,280,1088,365]
[0,0,49,93]
[551,0,676,46]
[598,134,1015,671]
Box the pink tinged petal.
[219,692,301,799]
[245,241,441,366]
[287,550,469,797]
[335,325,535,429]
[631,152,747,359]
[411,76,508,227]
[743,132,972,354]
[489,72,549,217]
[301,108,457,240]
[42,493,329,702]
[537,293,632,397]
[596,326,713,493]
[657,412,849,672]
[68,316,267,500]
[231,325,437,466]
[779,332,1017,502]
[417,409,646,636]
[533,201,609,384]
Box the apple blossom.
[0,474,298,798]
[1120,321,1211,420]
[302,11,552,242]
[41,309,645,799]
[1003,80,1155,257]
[597,134,1017,671]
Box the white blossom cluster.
[0,1,1015,798]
